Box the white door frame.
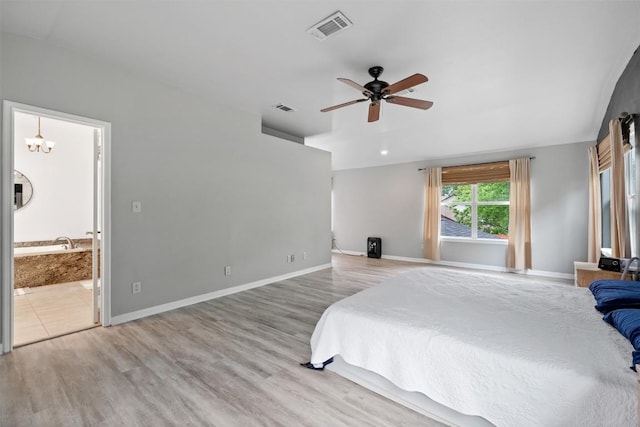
[1,101,112,353]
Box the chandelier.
[25,117,56,153]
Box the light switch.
[132,201,142,213]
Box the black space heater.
[367,237,382,259]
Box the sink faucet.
[53,236,76,249]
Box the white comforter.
[310,267,637,426]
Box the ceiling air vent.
[274,103,295,112]
[307,11,353,41]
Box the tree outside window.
[441,182,509,240]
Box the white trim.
[101,122,112,327]
[440,237,508,246]
[1,103,15,354]
[332,249,365,257]
[1,101,112,353]
[524,269,574,281]
[331,249,573,281]
[110,263,332,325]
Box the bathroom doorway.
[1,101,111,351]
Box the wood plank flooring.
[2,255,571,426]
[1,254,450,426]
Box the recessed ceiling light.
[380,149,389,156]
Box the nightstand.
[574,261,629,287]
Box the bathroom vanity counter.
[13,239,97,288]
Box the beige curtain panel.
[507,158,532,270]
[609,119,629,258]
[423,167,442,260]
[587,145,602,263]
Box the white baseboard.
[332,249,365,257]
[111,263,332,325]
[331,249,573,281]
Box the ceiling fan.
[321,66,433,123]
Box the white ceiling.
[2,1,640,170]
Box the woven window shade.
[597,134,611,171]
[441,161,510,184]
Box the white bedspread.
[310,267,637,426]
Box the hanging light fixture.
[25,116,56,153]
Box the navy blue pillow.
[603,309,640,370]
[589,280,640,313]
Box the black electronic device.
[367,237,382,259]
[598,256,622,272]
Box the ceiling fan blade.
[320,98,367,112]
[383,73,428,95]
[368,102,381,122]
[385,96,433,110]
[338,78,374,96]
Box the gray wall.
[598,44,640,141]
[597,43,640,258]
[0,32,331,336]
[333,141,592,275]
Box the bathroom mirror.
[14,170,33,210]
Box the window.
[598,117,637,257]
[625,119,637,256]
[600,168,611,252]
[441,182,510,240]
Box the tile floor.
[13,280,98,347]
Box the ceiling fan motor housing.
[364,66,388,101]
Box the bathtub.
[14,243,94,288]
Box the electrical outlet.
[224,265,231,276]
[287,254,291,263]
[132,281,142,294]
[290,254,295,262]
[132,201,142,213]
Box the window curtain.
[587,145,602,263]
[610,119,629,258]
[507,158,531,270]
[423,167,441,260]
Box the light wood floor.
[13,281,97,346]
[1,255,452,426]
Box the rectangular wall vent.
[307,11,353,41]
[274,103,295,112]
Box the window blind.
[597,134,611,171]
[441,161,510,184]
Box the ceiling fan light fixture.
[321,66,433,123]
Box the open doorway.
[2,101,111,351]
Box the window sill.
[441,237,508,245]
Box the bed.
[309,267,637,426]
